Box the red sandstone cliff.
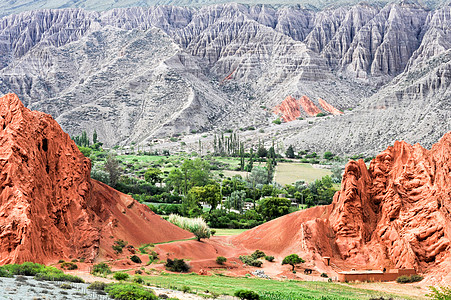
[318,98,343,115]
[0,93,192,264]
[233,134,451,283]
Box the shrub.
[113,272,130,281]
[88,281,107,291]
[113,240,128,254]
[181,285,191,293]
[60,262,78,270]
[105,283,157,300]
[34,272,84,283]
[272,118,281,125]
[264,256,274,262]
[130,255,142,264]
[210,230,216,236]
[427,286,451,299]
[239,256,262,267]
[316,113,327,117]
[165,259,191,273]
[234,290,259,300]
[216,256,227,265]
[168,214,211,241]
[133,276,144,284]
[92,262,112,275]
[251,250,266,259]
[0,267,12,277]
[321,273,328,278]
[396,274,423,284]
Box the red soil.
[0,93,192,265]
[318,98,343,115]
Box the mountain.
[233,131,451,284]
[0,93,192,264]
[0,3,449,154]
[1,0,448,18]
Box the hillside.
[0,93,192,264]
[0,3,450,155]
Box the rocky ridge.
[0,93,192,264]
[0,3,449,154]
[234,131,451,284]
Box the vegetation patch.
[105,283,157,300]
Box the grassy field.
[144,273,421,300]
[274,162,332,185]
[212,228,248,236]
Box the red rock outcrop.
[273,96,301,122]
[273,95,324,121]
[0,93,192,264]
[299,96,322,117]
[318,98,343,115]
[233,134,451,282]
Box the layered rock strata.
[0,93,192,264]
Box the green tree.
[246,148,254,172]
[93,130,98,144]
[189,184,221,212]
[282,254,305,271]
[248,167,269,185]
[229,190,246,212]
[257,197,291,221]
[104,154,120,188]
[257,145,267,158]
[165,169,184,194]
[285,145,295,158]
[144,168,162,185]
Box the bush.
[216,256,227,265]
[35,272,84,283]
[92,262,112,275]
[396,274,423,283]
[264,256,274,262]
[239,256,262,267]
[321,273,328,278]
[234,290,259,300]
[113,272,130,281]
[88,281,107,291]
[60,262,78,270]
[0,267,12,278]
[113,239,128,254]
[168,214,211,241]
[133,276,144,284]
[181,285,191,293]
[130,255,142,264]
[105,283,157,300]
[251,250,266,260]
[427,286,451,299]
[165,259,191,273]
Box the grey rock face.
[0,3,450,154]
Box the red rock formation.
[273,95,324,121]
[273,96,301,122]
[318,98,343,115]
[299,95,322,117]
[0,93,192,265]
[233,134,451,282]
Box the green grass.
[274,163,332,185]
[144,273,419,300]
[212,228,248,236]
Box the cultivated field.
[274,162,332,185]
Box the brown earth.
[318,98,343,115]
[0,93,192,265]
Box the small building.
[338,269,416,282]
